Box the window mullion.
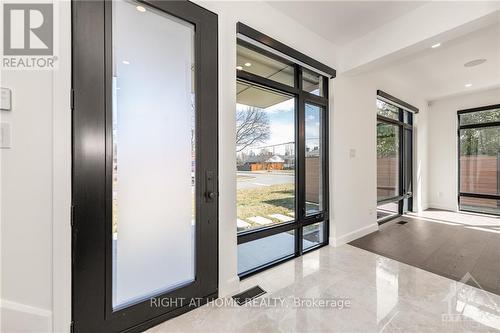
[296,67,305,256]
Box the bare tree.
[236,107,270,152]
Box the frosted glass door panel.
[112,0,195,309]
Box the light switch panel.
[349,148,356,158]
[1,88,12,111]
[0,122,12,148]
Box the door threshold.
[377,214,401,226]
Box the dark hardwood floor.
[349,215,500,296]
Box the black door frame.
[235,23,335,278]
[72,0,218,332]
[376,92,416,224]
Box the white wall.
[0,1,72,332]
[331,69,429,246]
[1,70,54,331]
[428,87,500,211]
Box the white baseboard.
[1,299,52,333]
[218,275,240,297]
[330,223,379,247]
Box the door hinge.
[71,205,74,227]
[70,321,74,333]
[70,89,75,111]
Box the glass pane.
[403,111,413,125]
[236,82,295,232]
[459,127,500,196]
[460,197,500,215]
[237,43,295,87]
[403,197,412,213]
[377,202,399,221]
[377,99,399,120]
[302,68,324,96]
[404,129,413,195]
[238,230,295,274]
[112,0,195,309]
[303,222,325,250]
[305,103,323,215]
[377,121,400,201]
[460,108,500,126]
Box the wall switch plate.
[1,88,12,111]
[0,122,12,148]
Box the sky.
[237,96,321,156]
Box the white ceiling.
[375,22,500,101]
[266,1,499,100]
[267,1,426,46]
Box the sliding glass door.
[376,98,414,223]
[377,120,401,220]
[458,105,500,215]
[235,23,334,276]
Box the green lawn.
[237,183,294,225]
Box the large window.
[305,103,324,215]
[236,83,295,232]
[236,23,335,276]
[376,93,415,223]
[458,105,500,215]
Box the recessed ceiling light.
[464,59,487,67]
[136,5,146,12]
[122,60,130,65]
[465,83,472,88]
[244,62,252,67]
[431,43,441,48]
[236,66,243,70]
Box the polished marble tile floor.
[148,245,500,332]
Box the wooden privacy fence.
[376,155,500,207]
[305,156,321,203]
[460,155,499,194]
[460,155,500,208]
[377,157,398,198]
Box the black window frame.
[376,91,416,224]
[236,23,334,278]
[457,104,500,216]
